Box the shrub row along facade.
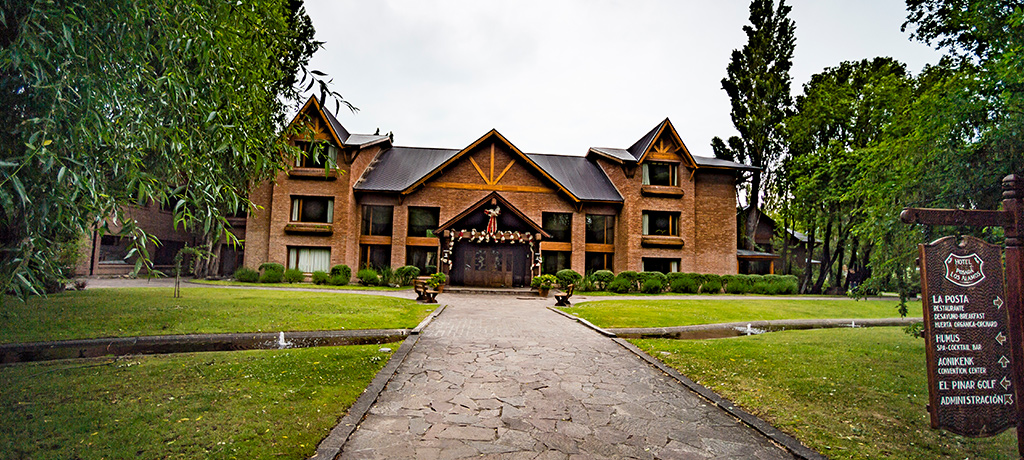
[243,97,758,287]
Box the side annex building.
[243,97,757,287]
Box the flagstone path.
[339,295,796,459]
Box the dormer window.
[642,162,678,186]
[293,141,338,169]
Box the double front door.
[457,243,525,287]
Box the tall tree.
[712,0,796,250]
[0,0,349,298]
[783,58,914,293]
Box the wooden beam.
[425,182,556,194]
[899,207,1008,227]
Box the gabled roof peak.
[291,95,389,149]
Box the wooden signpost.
[901,174,1024,458]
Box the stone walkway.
[339,295,795,459]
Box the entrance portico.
[438,192,549,287]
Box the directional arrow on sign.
[993,296,1003,309]
[999,355,1011,368]
[996,331,1008,345]
[1001,376,1012,390]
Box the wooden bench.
[554,284,575,306]
[414,276,439,303]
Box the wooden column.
[1001,174,1024,458]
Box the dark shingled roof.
[693,155,761,172]
[588,147,636,164]
[355,146,459,192]
[626,119,668,160]
[320,104,389,148]
[527,154,623,202]
[321,106,351,142]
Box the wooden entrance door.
[460,244,515,287]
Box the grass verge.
[0,288,430,344]
[0,344,394,459]
[192,279,411,291]
[632,328,1017,459]
[562,298,922,328]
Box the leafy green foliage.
[310,270,329,285]
[233,267,259,283]
[530,274,557,289]
[641,278,664,294]
[669,277,699,294]
[591,270,614,290]
[356,269,380,286]
[330,264,351,280]
[258,269,283,284]
[394,266,420,286]
[606,278,632,294]
[699,278,722,294]
[712,0,795,250]
[427,273,447,289]
[328,274,349,286]
[554,269,582,289]
[283,268,305,283]
[0,0,350,299]
[258,263,285,273]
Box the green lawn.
[633,328,1018,459]
[0,288,430,344]
[193,279,411,291]
[0,345,393,459]
[561,298,922,328]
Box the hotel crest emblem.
[943,252,985,287]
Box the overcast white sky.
[301,0,943,157]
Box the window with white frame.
[288,247,331,273]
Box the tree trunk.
[744,174,762,251]
[810,219,833,294]
[801,225,816,293]
[844,236,859,292]
[780,209,791,274]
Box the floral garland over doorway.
[439,206,542,271]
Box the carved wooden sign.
[920,235,1016,436]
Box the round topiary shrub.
[555,269,583,289]
[311,271,329,285]
[328,274,349,286]
[330,264,351,280]
[641,277,665,294]
[259,262,285,273]
[233,267,259,283]
[357,268,380,286]
[283,268,305,283]
[615,271,639,292]
[670,277,699,294]
[259,268,283,283]
[591,270,614,290]
[638,271,667,287]
[607,278,632,293]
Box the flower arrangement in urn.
[427,272,447,291]
[531,274,558,297]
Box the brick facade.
[243,97,750,285]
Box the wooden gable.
[406,130,579,202]
[636,120,697,170]
[288,96,345,147]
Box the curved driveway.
[340,294,795,459]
